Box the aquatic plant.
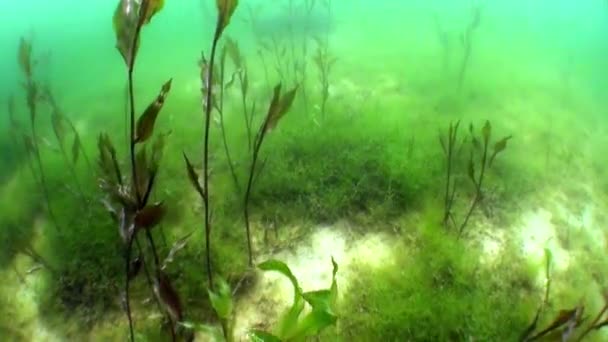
[440,120,512,236]
[250,258,339,341]
[439,120,462,228]
[224,37,256,153]
[312,37,336,119]
[520,249,608,341]
[219,36,251,191]
[457,3,484,91]
[459,121,511,236]
[40,86,90,203]
[16,37,61,232]
[432,11,452,77]
[103,1,182,340]
[243,84,298,266]
[183,0,239,289]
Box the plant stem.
[30,119,61,232]
[127,68,141,204]
[125,237,135,342]
[123,18,144,342]
[458,138,488,237]
[243,129,267,267]
[202,30,222,289]
[218,65,241,193]
[576,305,608,341]
[239,74,252,151]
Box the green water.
[2,0,608,341]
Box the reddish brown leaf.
[134,202,166,230]
[135,79,172,144]
[155,271,183,322]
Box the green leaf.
[291,309,337,338]
[277,294,305,338]
[248,330,282,342]
[216,0,239,39]
[303,289,334,314]
[208,277,233,320]
[135,79,172,144]
[258,259,304,337]
[258,259,301,300]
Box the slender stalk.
[135,237,163,313]
[243,128,267,267]
[30,119,61,232]
[576,305,608,341]
[123,16,144,342]
[218,63,241,193]
[239,73,252,151]
[124,236,135,342]
[442,122,459,227]
[127,69,141,204]
[201,28,222,288]
[458,138,488,237]
[144,230,176,341]
[57,142,86,200]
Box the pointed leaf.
[208,277,233,320]
[18,37,33,76]
[467,152,476,184]
[155,271,183,322]
[488,135,512,167]
[482,120,492,145]
[265,84,298,132]
[134,202,166,230]
[162,231,194,270]
[183,152,205,199]
[141,0,165,25]
[216,0,239,38]
[97,133,122,183]
[150,130,169,174]
[224,36,242,68]
[134,148,150,196]
[135,79,172,144]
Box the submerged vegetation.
[1,0,608,341]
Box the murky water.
[1,1,608,341]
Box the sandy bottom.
[231,223,396,340]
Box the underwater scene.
[2,0,608,341]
